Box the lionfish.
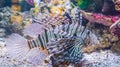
[6,7,99,66]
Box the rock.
[82,45,97,53]
[111,41,120,54]
[110,36,119,42]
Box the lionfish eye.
[87,31,90,35]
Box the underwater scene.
[0,0,120,67]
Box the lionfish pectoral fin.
[24,48,49,65]
[6,33,30,60]
[23,23,44,38]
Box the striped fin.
[69,23,78,36]
[53,25,59,34]
[68,23,74,37]
[73,23,80,36]
[32,39,38,47]
[50,37,83,64]
[47,38,72,54]
[26,25,59,50]
[60,24,69,36]
[64,24,69,33]
[62,24,66,32]
[58,25,64,38]
[22,10,85,60]
[31,40,36,48]
[52,25,60,39]
[66,23,75,37]
[42,31,47,48]
[49,26,56,42]
[38,34,45,50]
[76,25,83,37]
[27,40,31,48]
[64,24,71,37]
[53,25,62,39]
[27,40,32,49]
[44,29,49,43]
[35,37,41,47]
[29,35,43,49]
[46,28,51,42]
[81,23,91,40]
[60,24,68,37]
[29,40,34,48]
